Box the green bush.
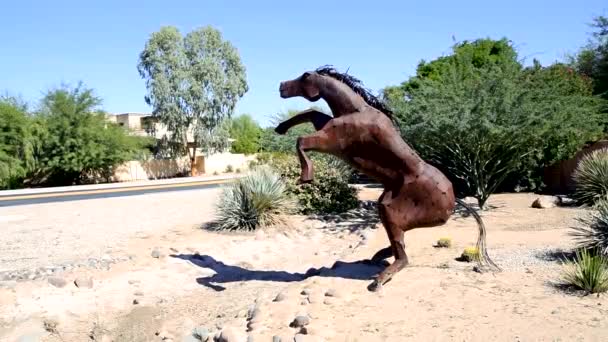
[570,198,608,256]
[573,148,608,206]
[263,153,359,215]
[562,248,608,294]
[213,166,295,231]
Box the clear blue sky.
[1,1,606,127]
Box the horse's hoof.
[367,279,382,292]
[297,178,313,185]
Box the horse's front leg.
[296,130,335,184]
[275,109,332,135]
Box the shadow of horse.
[170,253,385,292]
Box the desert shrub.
[435,237,452,248]
[570,198,608,256]
[561,248,608,294]
[225,164,234,173]
[460,247,480,262]
[572,148,608,206]
[264,153,359,215]
[213,166,295,231]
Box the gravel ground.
[0,187,223,274]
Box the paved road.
[0,178,235,207]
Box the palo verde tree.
[137,25,248,175]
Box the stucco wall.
[110,153,257,182]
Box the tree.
[386,38,605,208]
[229,114,262,154]
[0,99,33,189]
[570,16,608,102]
[35,83,152,186]
[137,25,248,175]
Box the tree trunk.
[190,142,197,177]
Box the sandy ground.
[0,186,607,341]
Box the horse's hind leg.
[368,196,410,292]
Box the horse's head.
[279,71,323,102]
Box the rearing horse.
[275,65,500,292]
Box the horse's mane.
[315,65,393,118]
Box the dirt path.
[1,189,607,341]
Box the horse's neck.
[319,79,368,116]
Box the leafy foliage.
[213,166,295,231]
[570,198,608,256]
[34,83,153,186]
[572,148,608,206]
[138,25,248,171]
[562,248,608,294]
[385,38,605,208]
[264,153,359,215]
[0,99,33,189]
[569,16,608,103]
[229,114,262,154]
[259,109,316,154]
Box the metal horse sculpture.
[275,66,500,292]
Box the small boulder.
[47,276,67,288]
[74,276,93,288]
[151,249,162,258]
[324,289,339,298]
[290,315,310,328]
[191,326,209,341]
[216,328,246,342]
[531,196,558,209]
[273,292,287,302]
[272,336,281,342]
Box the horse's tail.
[454,198,501,272]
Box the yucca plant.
[213,166,296,231]
[570,198,608,256]
[572,148,608,206]
[561,248,608,294]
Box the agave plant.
[213,166,296,231]
[562,247,608,294]
[572,148,608,206]
[570,198,608,256]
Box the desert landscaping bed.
[0,187,607,341]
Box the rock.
[132,299,139,305]
[247,335,254,342]
[182,335,201,342]
[324,289,339,297]
[216,327,246,342]
[272,336,281,342]
[191,326,209,341]
[273,292,287,302]
[247,307,261,323]
[151,249,162,258]
[134,291,144,296]
[300,289,312,296]
[128,279,140,285]
[47,276,67,288]
[74,276,93,288]
[531,196,558,209]
[290,315,310,328]
[170,247,179,253]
